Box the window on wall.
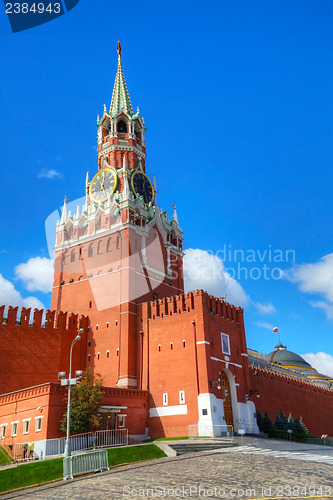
[163,393,168,406]
[23,420,30,435]
[1,425,7,439]
[88,245,93,257]
[179,391,185,404]
[118,415,126,428]
[221,333,231,355]
[71,251,75,262]
[11,422,18,437]
[35,417,43,432]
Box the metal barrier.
[63,449,109,480]
[304,437,333,447]
[188,424,234,440]
[14,428,128,461]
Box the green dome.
[265,345,314,371]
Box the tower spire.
[109,41,133,117]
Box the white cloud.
[253,301,276,315]
[255,321,274,330]
[301,352,333,378]
[0,274,44,311]
[309,301,333,320]
[38,168,63,179]
[285,253,333,321]
[184,248,249,307]
[15,257,54,293]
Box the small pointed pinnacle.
[172,202,179,226]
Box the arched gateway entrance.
[220,370,234,427]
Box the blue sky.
[0,1,332,375]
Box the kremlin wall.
[0,45,332,452]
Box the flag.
[273,327,278,333]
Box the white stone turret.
[85,171,89,204]
[60,196,67,224]
[172,203,179,226]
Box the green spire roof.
[109,42,133,117]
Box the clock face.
[89,168,117,203]
[131,171,154,205]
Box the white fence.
[188,424,234,441]
[63,449,109,480]
[14,428,128,461]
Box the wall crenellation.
[0,305,89,331]
[142,290,243,323]
[251,366,333,397]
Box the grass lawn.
[0,457,63,493]
[0,446,12,466]
[0,445,166,493]
[107,444,166,466]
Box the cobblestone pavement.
[2,442,333,500]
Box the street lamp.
[58,328,84,463]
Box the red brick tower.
[51,43,184,389]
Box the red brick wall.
[138,290,250,438]
[0,383,149,446]
[0,306,88,395]
[250,366,333,436]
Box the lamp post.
[59,328,84,464]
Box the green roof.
[265,346,313,370]
[109,54,133,117]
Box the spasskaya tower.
[51,43,184,389]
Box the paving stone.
[1,445,332,500]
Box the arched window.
[88,244,93,257]
[183,340,186,348]
[97,240,102,255]
[95,215,101,232]
[170,342,173,350]
[71,250,76,262]
[117,120,127,133]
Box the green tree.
[59,368,103,435]
[299,417,308,435]
[274,414,284,430]
[287,413,294,432]
[279,409,288,430]
[256,409,264,431]
[262,412,273,430]
[293,417,304,434]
